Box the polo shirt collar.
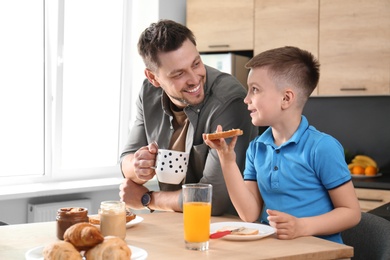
[257,115,309,148]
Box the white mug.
[155,149,189,184]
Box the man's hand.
[132,142,159,181]
[119,178,149,209]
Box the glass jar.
[56,207,89,240]
[99,201,126,239]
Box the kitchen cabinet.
[318,0,390,96]
[254,0,319,95]
[186,0,254,52]
[254,0,390,96]
[355,188,390,212]
[187,0,390,96]
[254,0,319,59]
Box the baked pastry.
[126,209,137,222]
[42,241,82,260]
[63,222,104,251]
[89,209,136,225]
[85,236,132,260]
[88,215,100,225]
[204,129,243,140]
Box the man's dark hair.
[138,19,197,71]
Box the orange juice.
[183,202,211,242]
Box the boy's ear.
[281,89,294,108]
[145,69,160,87]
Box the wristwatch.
[141,191,154,213]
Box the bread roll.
[205,129,243,140]
[85,236,131,260]
[42,241,82,260]
[63,222,104,251]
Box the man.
[119,20,257,216]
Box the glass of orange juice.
[182,183,212,251]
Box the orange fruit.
[351,166,365,175]
[364,166,378,176]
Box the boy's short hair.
[246,46,320,100]
[138,19,197,71]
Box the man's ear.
[145,69,160,87]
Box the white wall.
[0,189,120,225]
[125,0,186,134]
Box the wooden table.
[0,212,353,259]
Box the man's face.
[147,39,207,108]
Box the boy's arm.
[267,181,361,239]
[203,126,263,222]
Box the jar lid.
[57,207,88,216]
[58,207,88,212]
[100,201,125,212]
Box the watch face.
[141,193,151,206]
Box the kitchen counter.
[0,212,353,259]
[352,173,390,190]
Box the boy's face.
[145,39,207,109]
[244,67,285,127]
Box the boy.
[203,46,361,243]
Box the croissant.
[85,236,132,260]
[42,241,82,260]
[63,222,104,251]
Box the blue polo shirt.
[244,116,351,243]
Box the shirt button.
[273,166,278,171]
[275,149,280,154]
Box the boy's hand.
[267,209,304,240]
[203,125,238,151]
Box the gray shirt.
[121,66,258,215]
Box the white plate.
[126,216,144,228]
[25,245,147,260]
[210,222,275,241]
[351,172,382,179]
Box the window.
[0,0,44,178]
[0,0,130,184]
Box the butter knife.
[209,227,245,239]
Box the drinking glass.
[182,184,212,251]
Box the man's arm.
[119,178,183,212]
[150,190,183,212]
[121,153,146,185]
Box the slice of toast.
[205,129,243,140]
[217,226,259,236]
[231,227,259,235]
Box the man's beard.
[167,94,191,106]
[164,89,204,107]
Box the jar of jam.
[56,207,89,240]
[99,201,126,239]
